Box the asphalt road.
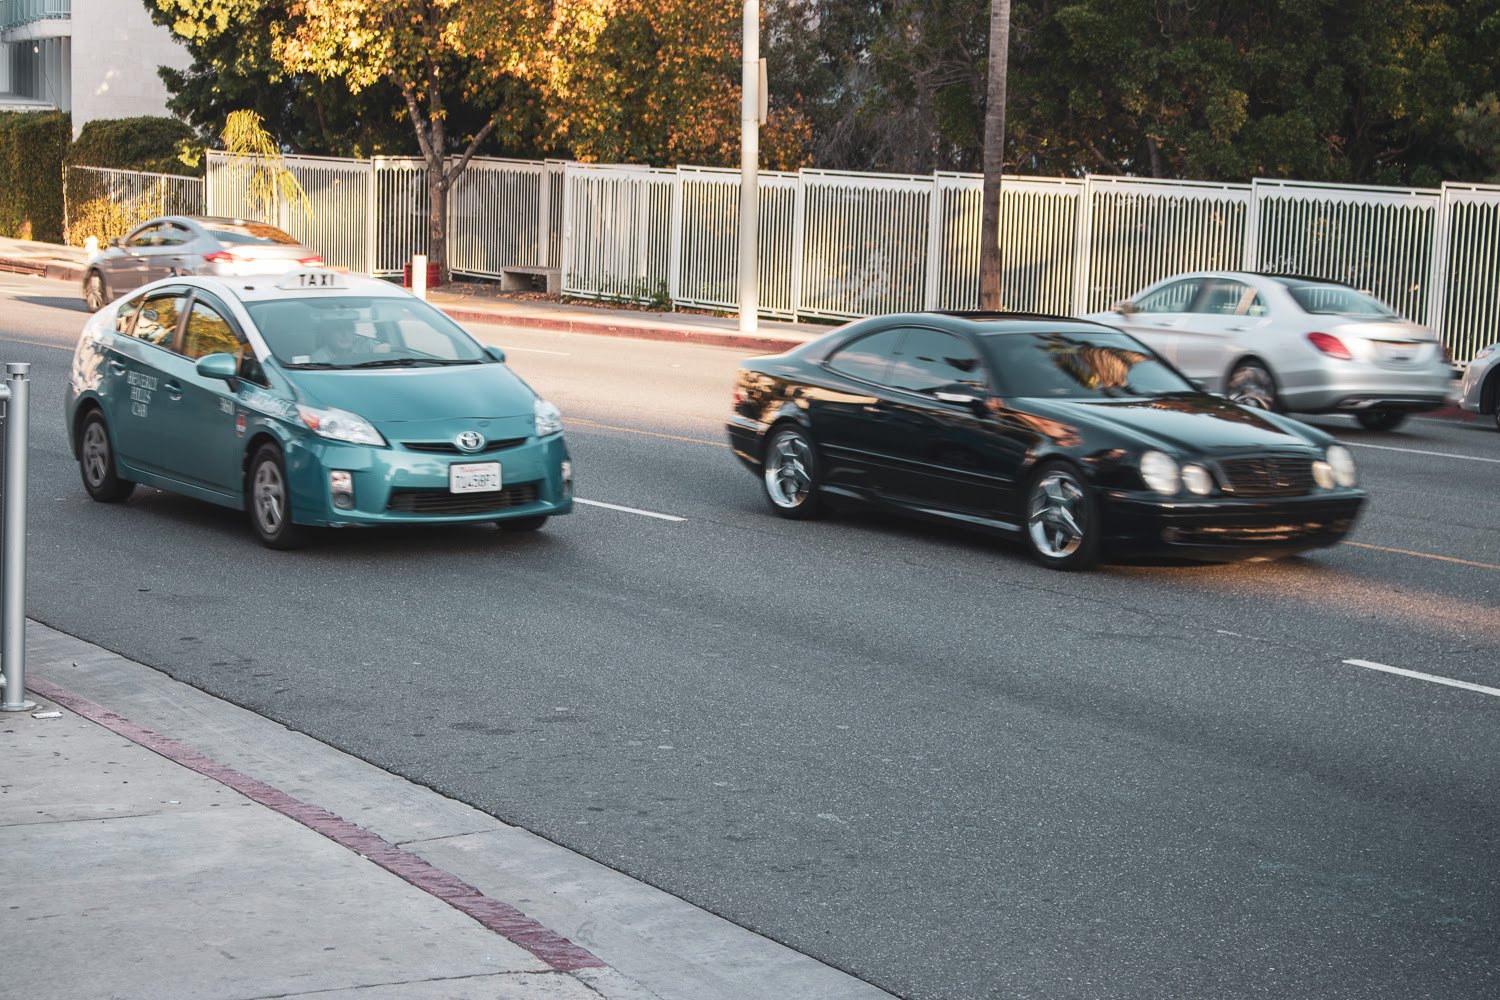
[5,272,1499,999]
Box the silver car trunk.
[1321,318,1441,369]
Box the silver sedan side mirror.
[1111,299,1139,315]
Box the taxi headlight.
[1139,450,1181,495]
[295,404,386,447]
[1326,445,1357,488]
[1181,463,1215,496]
[534,398,563,437]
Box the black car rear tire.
[1355,408,1407,432]
[83,271,108,313]
[761,423,826,520]
[78,410,135,503]
[1021,461,1100,571]
[1226,360,1279,411]
[497,515,548,532]
[247,444,308,550]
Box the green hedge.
[0,111,70,243]
[68,116,202,176]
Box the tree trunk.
[427,162,448,283]
[978,0,1012,312]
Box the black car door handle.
[164,381,183,400]
[108,360,127,375]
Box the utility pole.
[979,0,1012,311]
[739,0,760,333]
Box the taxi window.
[132,292,186,348]
[114,294,145,335]
[245,296,486,368]
[182,300,242,361]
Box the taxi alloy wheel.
[762,424,826,520]
[79,411,135,503]
[1022,461,1100,571]
[247,445,307,550]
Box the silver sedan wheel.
[252,460,287,534]
[1028,472,1087,558]
[764,431,814,509]
[1227,363,1276,410]
[81,421,110,487]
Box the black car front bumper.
[1103,490,1366,562]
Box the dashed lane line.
[566,417,728,447]
[1340,541,1500,572]
[1342,659,1500,699]
[575,498,687,522]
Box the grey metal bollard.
[0,363,33,712]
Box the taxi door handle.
[164,381,183,400]
[108,360,127,375]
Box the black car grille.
[401,437,527,455]
[387,483,540,515]
[1218,456,1314,497]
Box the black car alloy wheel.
[761,423,825,519]
[1023,461,1100,570]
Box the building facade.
[0,0,188,131]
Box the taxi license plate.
[450,462,501,494]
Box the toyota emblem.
[455,430,486,452]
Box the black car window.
[985,330,1194,399]
[887,329,987,396]
[125,224,161,249]
[1135,278,1202,314]
[182,299,243,361]
[132,292,186,349]
[826,328,905,385]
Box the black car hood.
[1019,395,1323,454]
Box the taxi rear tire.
[78,410,135,503]
[497,515,548,532]
[247,444,307,550]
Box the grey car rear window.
[206,222,300,246]
[1288,284,1397,318]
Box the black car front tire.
[761,423,826,520]
[78,410,135,503]
[1020,461,1100,571]
[247,444,308,550]
[1355,408,1407,432]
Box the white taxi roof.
[208,269,409,303]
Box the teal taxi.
[65,270,573,548]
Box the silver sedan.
[82,215,322,313]
[1087,271,1454,431]
[1458,342,1500,430]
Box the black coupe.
[726,313,1366,570]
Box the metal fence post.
[0,364,33,713]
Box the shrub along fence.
[0,110,69,243]
[63,165,205,247]
[77,150,1500,363]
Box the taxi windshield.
[245,296,488,369]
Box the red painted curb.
[27,676,607,972]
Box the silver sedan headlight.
[1326,445,1357,488]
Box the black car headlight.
[1180,463,1215,496]
[1140,450,1180,495]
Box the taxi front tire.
[247,444,308,550]
[78,411,136,503]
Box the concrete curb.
[0,256,84,283]
[437,306,812,355]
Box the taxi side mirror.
[196,353,239,382]
[485,345,506,363]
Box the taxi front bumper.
[284,434,573,527]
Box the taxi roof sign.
[276,269,349,291]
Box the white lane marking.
[501,346,571,356]
[1342,659,1500,699]
[575,498,686,522]
[1343,441,1500,465]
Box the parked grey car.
[82,216,322,313]
[1458,341,1500,430]
[1086,271,1454,431]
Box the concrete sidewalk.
[0,236,828,354]
[3,620,893,1000]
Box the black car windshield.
[1287,283,1398,318]
[984,330,1194,399]
[245,296,488,368]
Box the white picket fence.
[194,150,1500,361]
